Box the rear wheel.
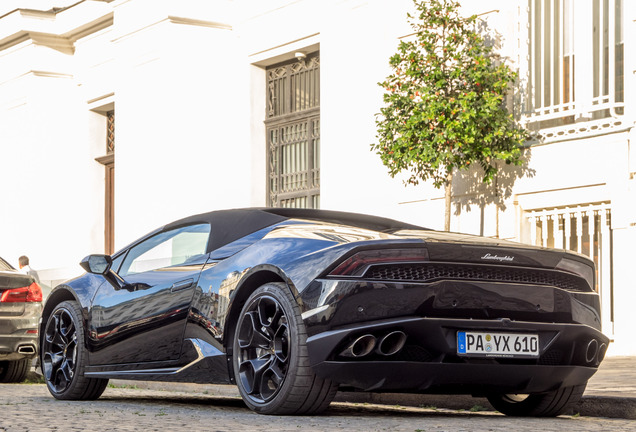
[0,358,31,383]
[41,301,108,400]
[487,384,586,417]
[233,282,337,415]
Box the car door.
[87,223,210,365]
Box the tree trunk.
[495,204,500,238]
[444,171,453,232]
[494,161,499,238]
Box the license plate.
[457,331,539,358]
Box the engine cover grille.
[363,263,590,292]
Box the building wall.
[0,0,634,354]
[0,21,107,290]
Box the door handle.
[171,278,194,292]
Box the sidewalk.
[106,356,635,419]
[332,356,636,419]
[573,356,636,419]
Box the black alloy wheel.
[236,294,290,403]
[233,282,337,415]
[43,305,77,392]
[41,301,108,400]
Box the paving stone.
[2,384,636,432]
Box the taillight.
[329,248,430,277]
[0,282,43,303]
[556,257,595,291]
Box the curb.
[103,378,636,420]
[333,392,636,420]
[573,395,636,420]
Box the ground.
[1,384,635,432]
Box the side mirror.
[80,255,112,275]
[80,254,126,290]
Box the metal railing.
[526,203,613,335]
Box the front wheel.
[41,300,108,400]
[487,384,586,417]
[232,282,337,415]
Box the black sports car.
[40,208,608,416]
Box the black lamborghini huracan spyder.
[40,208,608,416]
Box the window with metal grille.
[266,53,320,208]
[525,0,624,130]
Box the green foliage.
[373,0,528,189]
[469,404,490,412]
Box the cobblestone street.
[1,384,635,432]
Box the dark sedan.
[39,208,608,416]
[1,256,42,382]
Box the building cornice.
[111,16,231,43]
[168,16,232,30]
[0,1,113,53]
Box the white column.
[553,211,564,249]
[549,0,555,110]
[564,208,572,250]
[541,215,550,247]
[588,207,596,262]
[573,0,593,118]
[598,0,604,102]
[608,0,616,108]
[529,215,537,246]
[576,208,583,254]
[557,0,563,109]
[621,0,635,121]
[540,0,546,110]
[568,0,575,107]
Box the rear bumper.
[314,361,597,395]
[306,316,609,394]
[0,334,38,360]
[0,303,41,361]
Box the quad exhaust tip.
[375,331,407,356]
[585,339,599,364]
[339,330,408,358]
[597,342,607,364]
[340,334,376,358]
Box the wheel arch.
[39,287,80,337]
[221,265,301,381]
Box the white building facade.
[1,0,634,354]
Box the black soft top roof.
[163,208,426,253]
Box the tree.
[373,0,528,231]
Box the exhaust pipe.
[376,331,407,356]
[340,334,376,358]
[17,344,36,355]
[597,343,607,364]
[585,339,599,364]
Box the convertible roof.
[163,208,426,253]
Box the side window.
[119,224,210,277]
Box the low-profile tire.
[0,358,31,383]
[232,282,338,415]
[41,300,108,400]
[487,384,586,417]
